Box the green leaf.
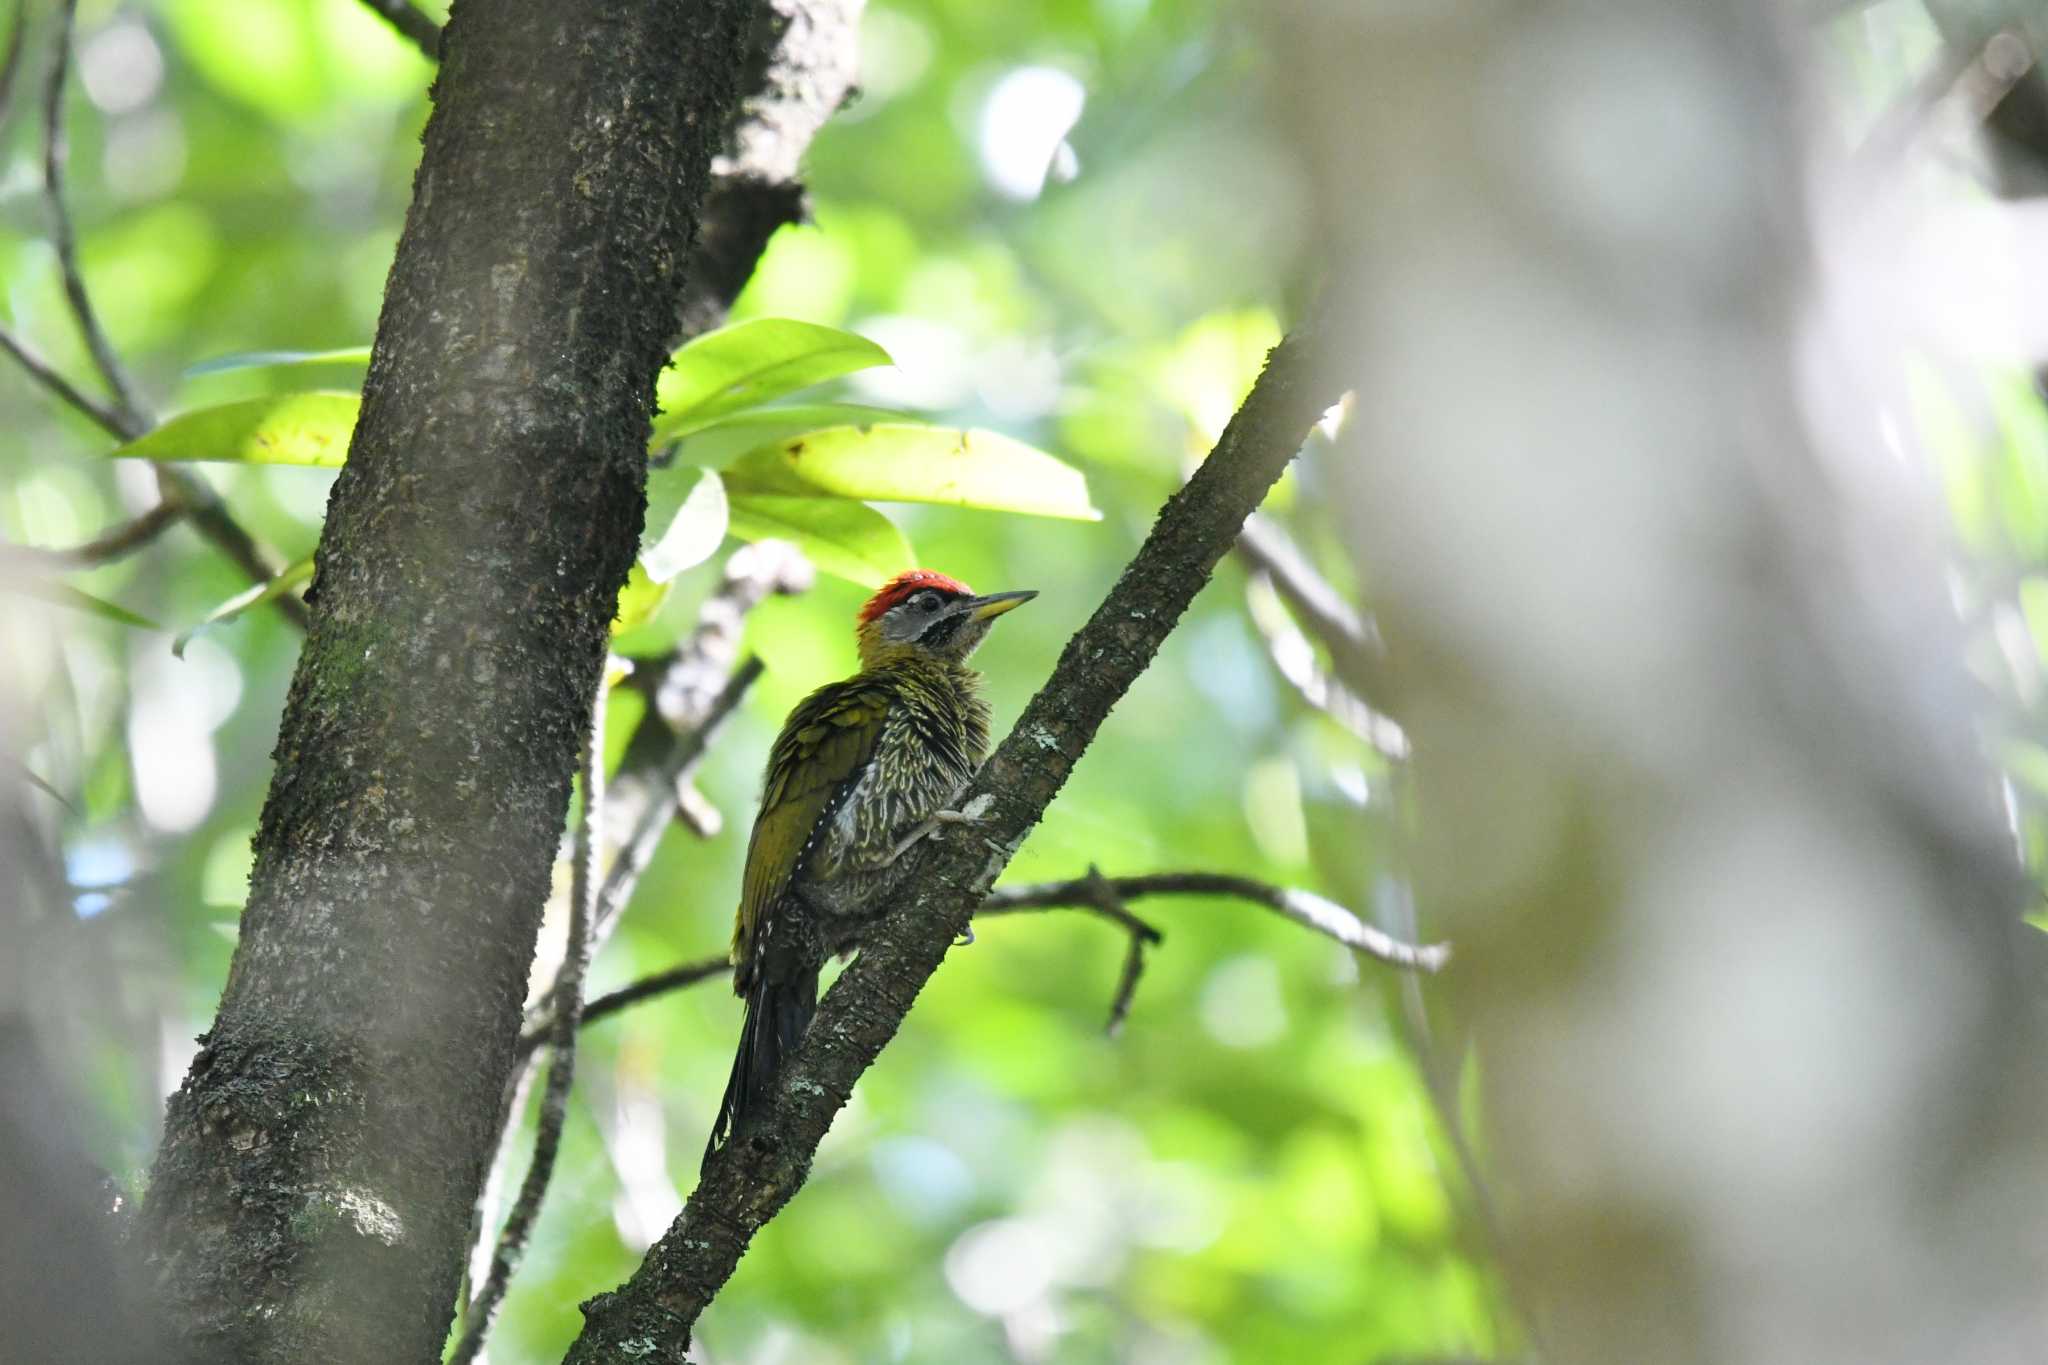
[612,560,672,634]
[654,319,892,441]
[723,424,1100,520]
[174,558,313,657]
[184,346,373,378]
[725,494,913,588]
[661,403,911,467]
[641,468,729,584]
[13,579,160,629]
[110,392,361,467]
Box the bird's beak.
[967,589,1037,620]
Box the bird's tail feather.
[704,966,818,1170]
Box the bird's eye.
[914,592,940,612]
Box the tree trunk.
[134,2,749,1360]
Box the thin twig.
[1084,867,1152,1035]
[515,955,729,1060]
[8,0,309,629]
[0,324,131,439]
[981,871,1450,971]
[355,0,441,61]
[595,656,764,939]
[1236,513,1393,709]
[547,868,1450,1049]
[9,501,183,567]
[43,0,142,430]
[1244,571,1407,756]
[0,1,30,149]
[450,687,604,1365]
[154,466,312,628]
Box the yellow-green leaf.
[654,319,892,441]
[110,393,361,467]
[723,424,1100,521]
[660,403,910,467]
[725,493,913,588]
[173,558,313,657]
[612,560,672,634]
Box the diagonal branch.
[562,316,1337,1362]
[356,0,442,61]
[1236,511,1392,710]
[43,0,142,431]
[595,657,764,941]
[0,1,26,147]
[10,0,307,627]
[6,501,183,568]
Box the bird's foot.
[955,924,976,947]
[878,795,994,868]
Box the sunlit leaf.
[653,319,892,441]
[612,560,672,634]
[14,579,160,630]
[725,493,913,588]
[723,424,1100,520]
[173,558,314,657]
[641,468,729,584]
[661,403,910,467]
[110,393,361,468]
[184,346,373,378]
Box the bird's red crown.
[858,569,974,624]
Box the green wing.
[731,677,892,988]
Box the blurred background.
[6,0,2048,1362]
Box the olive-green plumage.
[705,570,1035,1165]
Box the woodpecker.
[704,569,1036,1166]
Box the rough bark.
[673,0,864,339]
[561,321,1331,1361]
[133,1,749,1361]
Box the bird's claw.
[955,924,976,947]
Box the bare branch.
[154,466,312,628]
[43,0,142,431]
[524,864,1444,1073]
[450,688,605,1365]
[616,540,812,779]
[595,657,764,940]
[514,956,730,1061]
[0,324,131,440]
[0,2,30,155]
[6,0,308,630]
[7,501,183,568]
[356,0,441,61]
[1243,571,1407,756]
[563,318,1367,1359]
[982,871,1448,971]
[672,0,864,340]
[1081,868,1152,1035]
[1235,512,1392,705]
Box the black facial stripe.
[918,613,966,647]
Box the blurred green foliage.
[2,1,1498,1362]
